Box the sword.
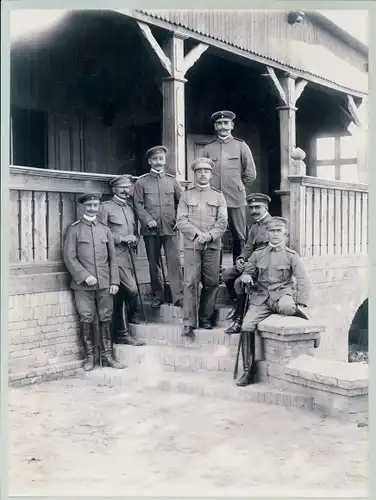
[127,244,147,323]
[156,227,169,304]
[233,287,250,380]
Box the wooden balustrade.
[9,166,190,273]
[289,175,368,258]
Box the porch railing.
[288,175,368,258]
[9,166,190,273]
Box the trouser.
[222,265,246,300]
[144,234,183,303]
[241,295,297,371]
[112,267,141,341]
[183,246,221,328]
[74,288,113,323]
[227,206,246,264]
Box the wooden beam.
[266,67,287,106]
[181,43,209,76]
[295,79,308,104]
[347,95,362,127]
[136,21,172,76]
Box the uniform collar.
[217,134,233,144]
[82,214,97,225]
[254,211,271,225]
[150,168,165,178]
[268,241,285,252]
[113,194,131,206]
[195,184,211,192]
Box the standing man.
[177,157,228,337]
[223,193,272,334]
[133,145,184,309]
[63,192,125,371]
[236,217,311,387]
[98,175,145,347]
[203,110,257,264]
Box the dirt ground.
[9,372,368,497]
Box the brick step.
[128,322,240,347]
[141,301,233,327]
[113,343,237,374]
[80,366,314,411]
[9,359,84,387]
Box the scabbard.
[233,330,244,380]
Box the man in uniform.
[98,175,145,347]
[203,110,257,264]
[177,157,228,337]
[235,216,311,386]
[63,192,125,371]
[223,193,272,334]
[133,145,184,308]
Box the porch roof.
[131,9,368,96]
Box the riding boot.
[128,295,144,325]
[236,331,256,386]
[100,322,126,369]
[80,322,95,371]
[116,300,144,346]
[225,294,246,334]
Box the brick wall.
[8,290,83,386]
[305,255,368,362]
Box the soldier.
[203,110,257,264]
[63,192,125,371]
[235,216,311,386]
[177,157,228,337]
[98,175,145,347]
[223,193,272,334]
[133,145,184,308]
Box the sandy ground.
[9,374,368,497]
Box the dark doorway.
[11,106,48,168]
[348,299,368,363]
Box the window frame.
[312,133,358,182]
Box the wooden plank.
[9,190,21,263]
[47,192,62,261]
[319,188,328,256]
[58,116,72,171]
[348,191,355,254]
[334,189,342,256]
[354,191,362,254]
[341,191,349,255]
[312,187,321,257]
[61,193,76,248]
[327,189,335,256]
[19,191,34,262]
[304,187,313,257]
[361,192,368,254]
[33,191,48,262]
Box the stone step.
[80,366,314,411]
[141,301,233,327]
[114,343,237,374]
[129,322,240,347]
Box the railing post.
[288,148,307,255]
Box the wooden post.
[135,21,208,181]
[162,34,187,181]
[264,68,307,219]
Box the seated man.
[236,216,310,387]
[223,193,272,334]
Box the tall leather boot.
[125,296,145,346]
[80,322,95,371]
[225,294,246,334]
[236,331,256,386]
[100,322,126,369]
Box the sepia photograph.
[5,5,369,497]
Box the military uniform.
[236,221,310,386]
[177,159,228,332]
[203,111,256,263]
[133,160,183,306]
[98,187,144,345]
[63,192,124,371]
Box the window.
[11,106,48,168]
[314,134,358,183]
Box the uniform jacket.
[63,218,119,290]
[238,212,272,262]
[176,185,228,250]
[243,243,310,306]
[133,170,183,236]
[98,197,138,270]
[202,135,256,208]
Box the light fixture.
[287,11,305,25]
